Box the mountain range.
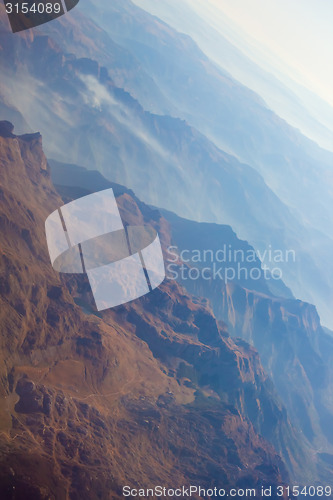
[0,121,297,498]
[1,0,333,496]
[1,0,332,328]
[50,155,333,486]
[132,0,333,153]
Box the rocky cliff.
[162,210,333,484]
[0,123,296,498]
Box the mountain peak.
[0,120,15,138]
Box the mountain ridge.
[1,1,332,328]
[0,122,298,498]
[50,154,333,485]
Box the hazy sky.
[205,0,333,107]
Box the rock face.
[220,286,333,458]
[162,209,333,483]
[0,123,296,498]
